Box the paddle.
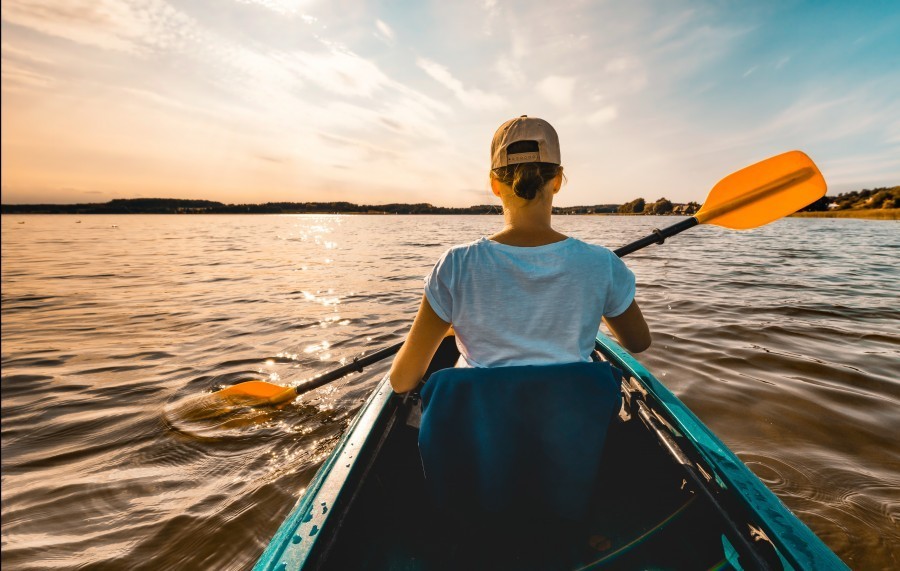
[214,341,405,406]
[614,150,825,256]
[213,150,825,406]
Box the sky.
[1,0,899,207]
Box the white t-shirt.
[424,236,636,368]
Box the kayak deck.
[255,334,847,571]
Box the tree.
[617,198,645,214]
[869,189,892,208]
[647,197,673,215]
[801,196,832,212]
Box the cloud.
[494,54,525,86]
[482,0,500,35]
[1,61,55,90]
[416,57,505,110]
[604,57,633,73]
[536,75,576,107]
[1,0,135,52]
[819,150,900,190]
[234,0,316,17]
[253,154,288,164]
[290,48,391,98]
[587,106,618,126]
[317,132,400,161]
[375,19,395,44]
[1,41,54,65]
[0,0,197,55]
[885,121,900,144]
[735,93,873,146]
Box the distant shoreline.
[3,188,895,218]
[0,199,675,216]
[4,210,898,219]
[790,209,898,220]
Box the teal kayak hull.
[254,333,847,570]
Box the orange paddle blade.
[695,151,826,230]
[215,380,289,399]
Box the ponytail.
[512,164,544,199]
[493,162,563,200]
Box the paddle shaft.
[613,217,699,257]
[291,340,404,396]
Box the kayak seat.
[418,361,622,525]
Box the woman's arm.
[603,300,651,353]
[389,295,451,393]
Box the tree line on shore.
[2,187,895,215]
[0,197,691,215]
[799,186,898,211]
[0,198,495,215]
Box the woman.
[389,116,650,393]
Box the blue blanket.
[419,361,622,523]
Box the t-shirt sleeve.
[604,254,637,318]
[423,249,454,323]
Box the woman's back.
[425,236,635,367]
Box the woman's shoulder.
[564,237,617,259]
[433,237,489,265]
[442,237,492,255]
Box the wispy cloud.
[234,0,315,17]
[536,75,576,107]
[375,19,395,44]
[0,0,197,54]
[494,53,525,86]
[604,57,634,73]
[291,48,391,98]
[587,106,618,126]
[0,44,55,90]
[416,57,505,110]
[482,0,500,35]
[318,132,400,161]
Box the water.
[1,214,898,570]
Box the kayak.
[253,333,847,570]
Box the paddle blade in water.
[164,392,281,428]
[695,151,826,230]
[216,380,290,399]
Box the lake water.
[1,214,898,570]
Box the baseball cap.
[490,115,561,169]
